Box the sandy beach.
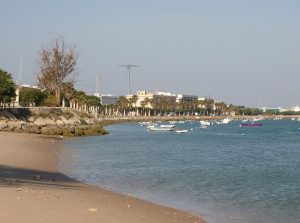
[0,132,205,223]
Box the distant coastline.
[0,107,299,137]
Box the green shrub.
[19,87,48,106]
[43,95,57,107]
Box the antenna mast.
[95,75,101,97]
[117,64,139,94]
[18,60,22,86]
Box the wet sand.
[0,132,205,223]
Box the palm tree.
[62,82,76,106]
[140,100,146,116]
[116,96,129,116]
[144,97,151,116]
[128,94,138,115]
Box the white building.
[99,94,119,106]
[290,105,300,112]
[127,90,177,108]
[176,94,198,103]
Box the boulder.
[22,124,41,134]
[62,126,75,137]
[0,110,16,120]
[41,126,62,135]
[43,117,56,126]
[56,119,64,126]
[34,117,47,127]
[74,126,85,136]
[59,116,68,124]
[0,120,8,130]
[27,116,35,122]
[7,121,22,131]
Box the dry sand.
[0,132,205,223]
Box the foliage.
[0,69,16,106]
[238,108,263,116]
[280,111,300,115]
[43,95,57,107]
[37,36,78,106]
[19,87,48,106]
[85,95,101,107]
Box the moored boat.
[149,126,175,131]
[199,120,212,126]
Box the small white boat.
[199,125,208,129]
[222,118,231,124]
[160,124,176,128]
[146,124,157,129]
[149,126,175,131]
[139,121,152,126]
[176,129,188,133]
[199,120,211,126]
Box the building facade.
[99,95,119,106]
[176,94,198,103]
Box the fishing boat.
[199,120,212,126]
[175,129,188,133]
[160,124,176,128]
[148,126,175,131]
[199,125,208,129]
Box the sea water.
[60,119,300,223]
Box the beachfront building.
[99,94,118,106]
[155,91,177,104]
[127,90,177,109]
[176,94,198,103]
[290,105,300,112]
[260,107,283,114]
[127,90,153,108]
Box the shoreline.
[98,114,300,126]
[0,132,205,223]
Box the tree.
[0,69,16,107]
[37,36,78,106]
[19,87,48,107]
[62,82,76,106]
[85,95,101,107]
[116,96,128,115]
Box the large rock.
[65,117,81,125]
[21,124,41,134]
[41,126,63,135]
[56,119,64,126]
[59,116,68,124]
[62,126,75,136]
[74,126,85,136]
[0,120,8,130]
[0,110,16,120]
[7,121,23,131]
[26,116,35,122]
[33,117,47,127]
[43,117,56,126]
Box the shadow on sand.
[0,165,85,190]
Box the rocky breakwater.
[0,108,107,137]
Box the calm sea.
[60,119,300,223]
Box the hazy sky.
[1,0,299,107]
